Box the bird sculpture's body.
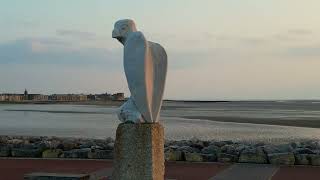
[112,19,167,123]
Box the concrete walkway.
[1,158,320,180]
[210,164,278,180]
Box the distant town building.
[0,94,24,102]
[0,90,124,102]
[87,94,96,101]
[49,94,88,102]
[95,93,113,101]
[112,93,125,101]
[28,94,49,101]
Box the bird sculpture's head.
[112,19,137,44]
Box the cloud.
[288,29,313,35]
[0,38,121,69]
[274,29,314,41]
[286,45,320,57]
[56,30,97,40]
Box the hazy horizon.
[1,1,320,100]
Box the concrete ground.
[1,158,320,180]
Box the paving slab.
[210,163,279,180]
[24,172,90,180]
[165,162,229,180]
[0,159,111,180]
[272,166,320,180]
[3,159,320,180]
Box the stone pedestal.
[112,123,164,180]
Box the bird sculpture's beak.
[112,29,120,38]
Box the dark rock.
[211,140,233,147]
[263,144,293,154]
[190,142,204,150]
[268,152,295,165]
[221,145,238,155]
[61,141,79,151]
[309,154,320,166]
[88,150,113,159]
[168,145,179,150]
[79,141,95,149]
[239,147,267,164]
[42,149,63,158]
[35,141,51,151]
[62,148,91,159]
[105,142,114,150]
[178,146,198,153]
[175,140,191,147]
[201,145,220,155]
[218,153,238,163]
[0,146,11,157]
[8,139,24,145]
[185,152,203,162]
[202,141,210,147]
[290,142,302,149]
[11,148,42,158]
[304,141,320,150]
[201,154,217,162]
[235,145,250,153]
[165,149,183,161]
[295,154,310,165]
[105,137,114,143]
[294,148,315,154]
[90,145,104,150]
[254,142,265,147]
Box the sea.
[1,100,320,143]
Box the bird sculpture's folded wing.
[124,32,154,122]
[149,42,167,122]
[124,32,168,123]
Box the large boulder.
[62,148,91,159]
[201,145,220,155]
[210,140,233,147]
[294,148,314,154]
[309,154,320,166]
[60,140,79,151]
[189,140,205,150]
[263,144,293,154]
[165,149,183,161]
[79,140,96,149]
[268,152,295,165]
[88,150,113,159]
[218,153,238,163]
[221,145,238,156]
[303,141,320,150]
[105,142,115,150]
[178,146,199,153]
[184,152,203,162]
[239,147,267,164]
[0,146,11,157]
[295,154,310,165]
[42,149,63,158]
[201,154,217,162]
[11,148,42,158]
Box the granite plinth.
[112,123,164,180]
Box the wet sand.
[184,116,320,129]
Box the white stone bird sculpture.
[112,19,167,123]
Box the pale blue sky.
[1,0,320,100]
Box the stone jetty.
[1,136,320,166]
